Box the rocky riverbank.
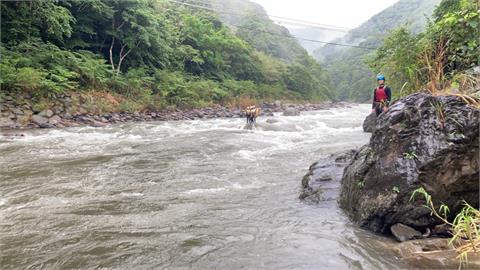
[340,92,479,233]
[0,92,352,130]
[300,148,480,269]
[301,92,480,268]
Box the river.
[0,105,406,269]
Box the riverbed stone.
[432,224,452,237]
[31,115,49,125]
[89,119,107,127]
[0,117,15,128]
[2,111,15,119]
[48,115,62,125]
[391,223,422,242]
[39,109,54,118]
[38,123,54,129]
[1,91,352,130]
[10,108,24,115]
[53,105,64,114]
[340,93,480,233]
[283,107,300,116]
[266,118,279,124]
[391,238,480,269]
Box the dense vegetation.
[0,0,333,111]
[314,0,442,101]
[369,0,480,97]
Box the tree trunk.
[109,37,115,73]
[109,18,116,73]
[116,44,134,76]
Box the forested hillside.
[207,0,346,56]
[314,0,442,101]
[0,0,333,112]
[203,0,305,62]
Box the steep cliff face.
[339,93,479,233]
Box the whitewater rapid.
[0,105,406,269]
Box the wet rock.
[391,238,480,269]
[432,224,452,237]
[2,111,15,119]
[53,105,64,114]
[89,120,107,127]
[39,109,54,118]
[334,149,357,164]
[283,108,300,116]
[300,150,356,203]
[391,223,422,242]
[266,118,279,124]
[0,117,15,128]
[363,112,377,133]
[10,108,24,115]
[38,123,54,129]
[48,115,62,125]
[340,93,480,233]
[31,115,49,126]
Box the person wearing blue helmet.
[372,74,391,116]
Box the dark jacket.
[372,86,392,108]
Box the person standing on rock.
[372,75,392,116]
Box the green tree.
[368,27,422,96]
[1,0,74,45]
[369,0,480,96]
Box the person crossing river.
[371,74,392,116]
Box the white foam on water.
[183,187,228,195]
[182,181,264,196]
[232,150,258,161]
[0,197,6,207]
[119,192,144,197]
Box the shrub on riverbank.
[411,187,480,267]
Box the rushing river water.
[0,105,407,269]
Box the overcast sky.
[250,0,399,29]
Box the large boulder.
[31,114,49,125]
[339,93,479,233]
[300,150,356,203]
[363,112,377,133]
[48,115,62,125]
